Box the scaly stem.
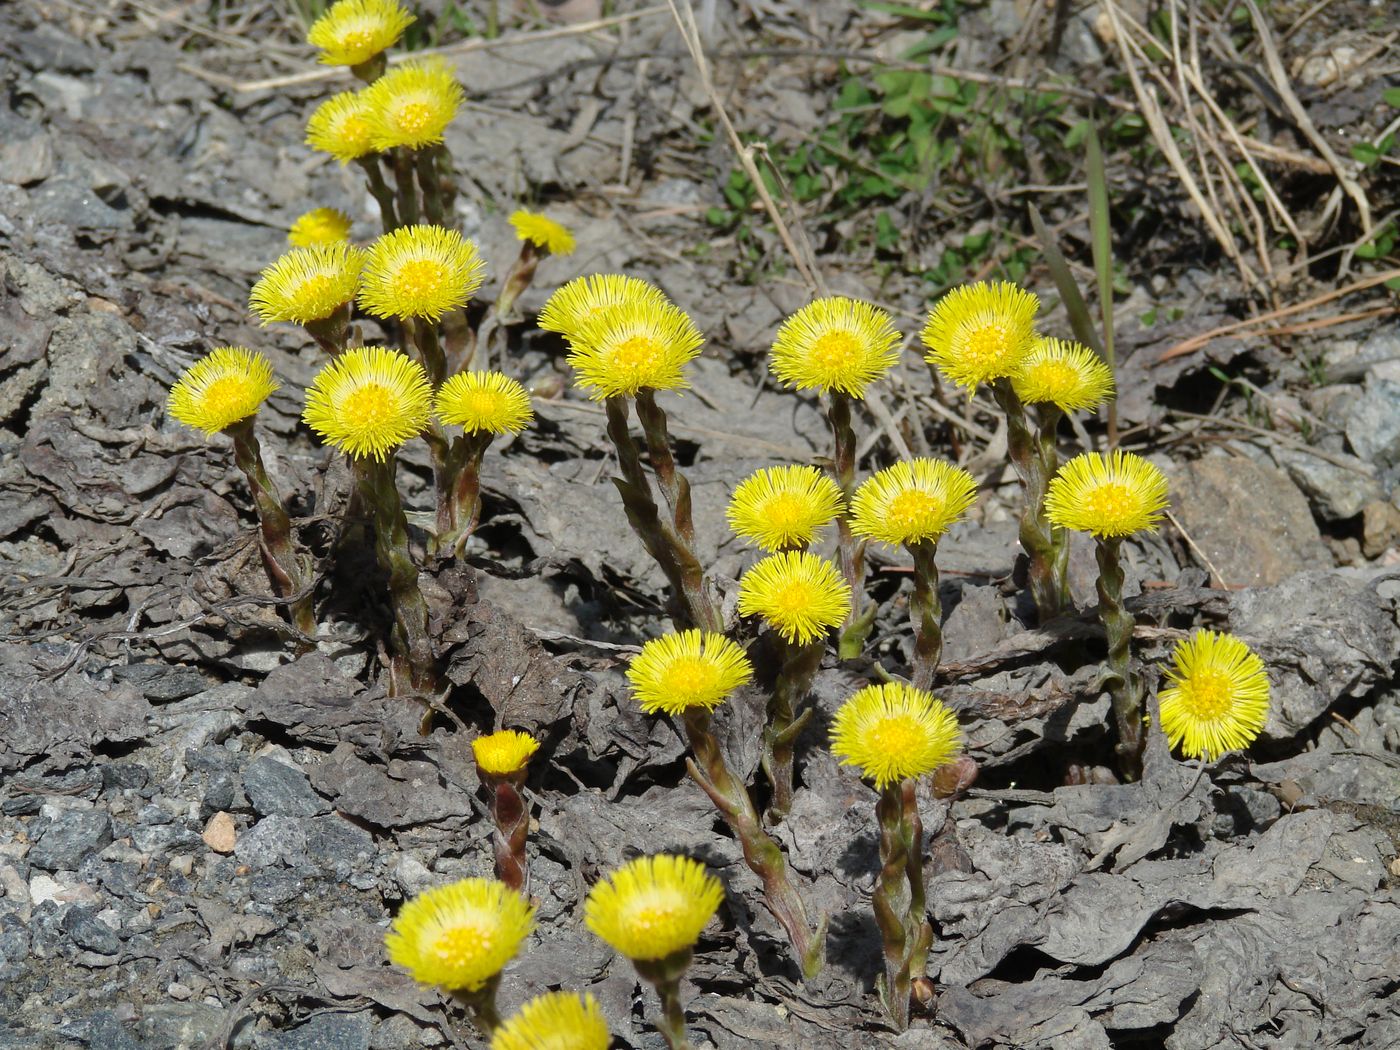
[873,781,930,1031]
[900,779,933,987]
[992,380,1066,623]
[1095,536,1145,779]
[303,302,352,357]
[494,241,539,324]
[451,979,502,1037]
[436,431,492,556]
[650,976,692,1050]
[761,637,823,824]
[827,392,874,658]
[355,155,399,233]
[484,775,529,894]
[349,52,386,84]
[681,709,826,978]
[1033,404,1071,602]
[906,539,943,691]
[391,148,419,226]
[414,147,446,226]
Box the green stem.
[303,302,352,357]
[413,147,446,226]
[350,52,386,84]
[436,431,492,556]
[391,148,419,226]
[355,155,399,233]
[906,539,942,691]
[874,782,916,1031]
[828,391,873,657]
[650,977,692,1050]
[1033,404,1071,602]
[451,978,503,1037]
[1095,536,1145,779]
[761,637,823,823]
[900,779,933,986]
[992,380,1066,623]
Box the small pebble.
[201,812,236,854]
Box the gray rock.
[233,815,308,870]
[302,815,375,880]
[60,907,121,955]
[256,1012,371,1050]
[250,871,304,906]
[0,133,55,186]
[1344,376,1400,469]
[1269,446,1382,520]
[132,1002,225,1050]
[29,809,112,871]
[242,756,327,818]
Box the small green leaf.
[1383,87,1400,108]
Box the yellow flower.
[921,281,1040,392]
[1012,337,1115,413]
[849,458,978,547]
[567,299,704,400]
[307,0,414,66]
[492,991,610,1050]
[537,274,672,338]
[768,296,902,398]
[363,58,464,151]
[305,91,376,165]
[626,631,754,717]
[168,347,278,436]
[1158,630,1270,762]
[830,682,963,790]
[302,346,433,461]
[584,855,724,962]
[288,207,352,248]
[359,225,486,321]
[472,730,540,777]
[1044,449,1169,539]
[510,209,576,256]
[736,550,851,645]
[436,371,533,435]
[726,465,844,552]
[385,878,536,992]
[249,242,364,325]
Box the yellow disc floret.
[509,209,576,256]
[727,465,845,552]
[1158,630,1270,762]
[626,631,755,717]
[736,550,851,645]
[768,296,902,398]
[830,682,963,790]
[849,458,978,547]
[1044,449,1169,539]
[492,991,611,1050]
[359,224,486,321]
[472,730,540,777]
[385,878,536,992]
[921,281,1040,392]
[288,207,352,248]
[1012,337,1116,413]
[584,854,724,962]
[362,58,464,151]
[567,299,704,400]
[436,371,533,435]
[250,242,364,325]
[537,274,672,339]
[301,346,433,461]
[168,347,279,436]
[307,0,414,67]
[305,91,376,165]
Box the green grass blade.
[1086,124,1115,370]
[1028,203,1102,356]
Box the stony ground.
[1,2,1398,1048]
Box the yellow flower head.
[736,550,851,645]
[1044,449,1169,539]
[492,991,610,1050]
[168,347,278,436]
[472,730,540,777]
[302,346,433,461]
[288,207,352,248]
[626,631,754,718]
[359,225,486,321]
[305,91,376,165]
[1012,337,1116,413]
[850,458,978,547]
[249,242,364,325]
[830,682,963,790]
[537,274,672,338]
[727,465,844,552]
[584,854,724,962]
[921,281,1040,392]
[363,57,464,151]
[385,877,536,992]
[768,296,902,398]
[307,0,414,66]
[1158,630,1270,762]
[509,209,576,257]
[567,299,704,400]
[436,371,533,436]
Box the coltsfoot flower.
[385,877,536,992]
[305,91,376,164]
[1044,449,1169,538]
[168,347,278,436]
[736,550,851,645]
[567,299,704,399]
[307,0,414,67]
[921,281,1040,392]
[768,296,902,398]
[288,207,352,248]
[492,991,610,1050]
[509,209,576,256]
[302,346,432,461]
[363,58,464,151]
[627,630,754,717]
[850,458,978,547]
[1012,337,1116,413]
[537,274,671,338]
[435,371,533,435]
[727,465,845,552]
[1158,630,1270,761]
[359,225,486,321]
[472,730,540,777]
[584,854,724,962]
[830,682,963,790]
[250,242,364,325]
